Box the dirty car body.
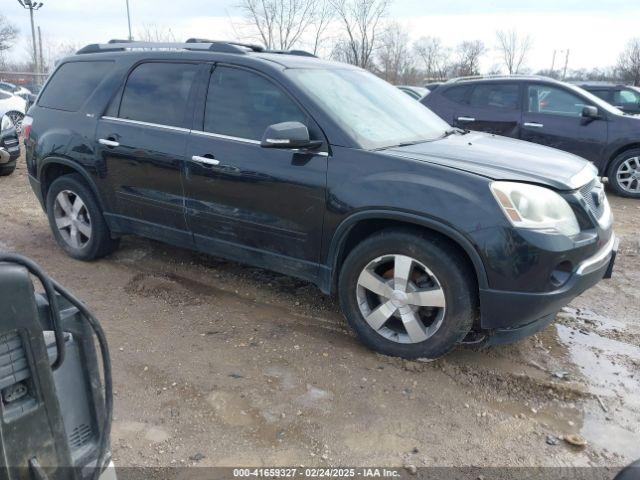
[23,41,616,357]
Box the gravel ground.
[1,154,639,469]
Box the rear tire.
[607,149,640,198]
[0,164,16,176]
[338,229,477,359]
[45,174,120,260]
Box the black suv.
[577,82,640,115]
[423,75,640,198]
[25,41,616,359]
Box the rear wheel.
[608,149,640,198]
[338,229,477,359]
[45,174,120,260]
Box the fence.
[0,71,49,89]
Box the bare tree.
[237,0,319,50]
[617,38,640,86]
[0,14,19,67]
[309,0,334,55]
[495,29,533,74]
[376,22,417,84]
[454,40,485,77]
[413,36,453,80]
[329,0,390,69]
[136,23,177,42]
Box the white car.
[0,89,27,132]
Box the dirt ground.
[1,155,639,470]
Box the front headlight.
[490,182,580,236]
[1,114,13,132]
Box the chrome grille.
[578,179,605,219]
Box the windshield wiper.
[441,127,467,138]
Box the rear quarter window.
[38,61,114,112]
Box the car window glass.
[0,91,11,100]
[442,85,470,104]
[119,62,198,128]
[39,61,113,112]
[204,67,308,141]
[614,89,640,104]
[527,85,587,117]
[469,83,519,110]
[588,89,612,103]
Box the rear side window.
[39,61,113,112]
[0,91,11,100]
[469,83,519,110]
[119,62,198,128]
[442,85,471,104]
[204,66,308,140]
[588,89,613,103]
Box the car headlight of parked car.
[491,182,580,236]
[1,114,13,132]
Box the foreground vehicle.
[422,75,640,197]
[0,253,115,479]
[25,41,616,359]
[0,114,20,176]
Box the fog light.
[550,261,573,288]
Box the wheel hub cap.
[356,254,446,345]
[390,289,409,308]
[617,156,640,193]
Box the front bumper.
[479,234,618,341]
[0,130,20,164]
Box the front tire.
[338,229,477,359]
[608,149,640,198]
[45,174,120,260]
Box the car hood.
[384,132,595,190]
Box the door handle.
[191,155,220,166]
[98,138,120,147]
[524,122,544,128]
[457,116,475,122]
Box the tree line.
[1,1,640,86]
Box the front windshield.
[287,68,450,150]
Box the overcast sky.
[3,0,639,73]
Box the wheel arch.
[39,157,105,213]
[325,210,489,294]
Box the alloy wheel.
[6,111,24,134]
[616,156,640,194]
[53,190,92,249]
[356,254,446,344]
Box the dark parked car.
[397,85,429,100]
[578,82,640,115]
[422,75,640,197]
[0,114,20,176]
[25,41,616,359]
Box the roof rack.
[76,39,316,58]
[446,74,551,83]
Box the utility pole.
[16,1,44,73]
[125,0,133,41]
[562,49,570,80]
[550,50,556,75]
[38,26,44,74]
